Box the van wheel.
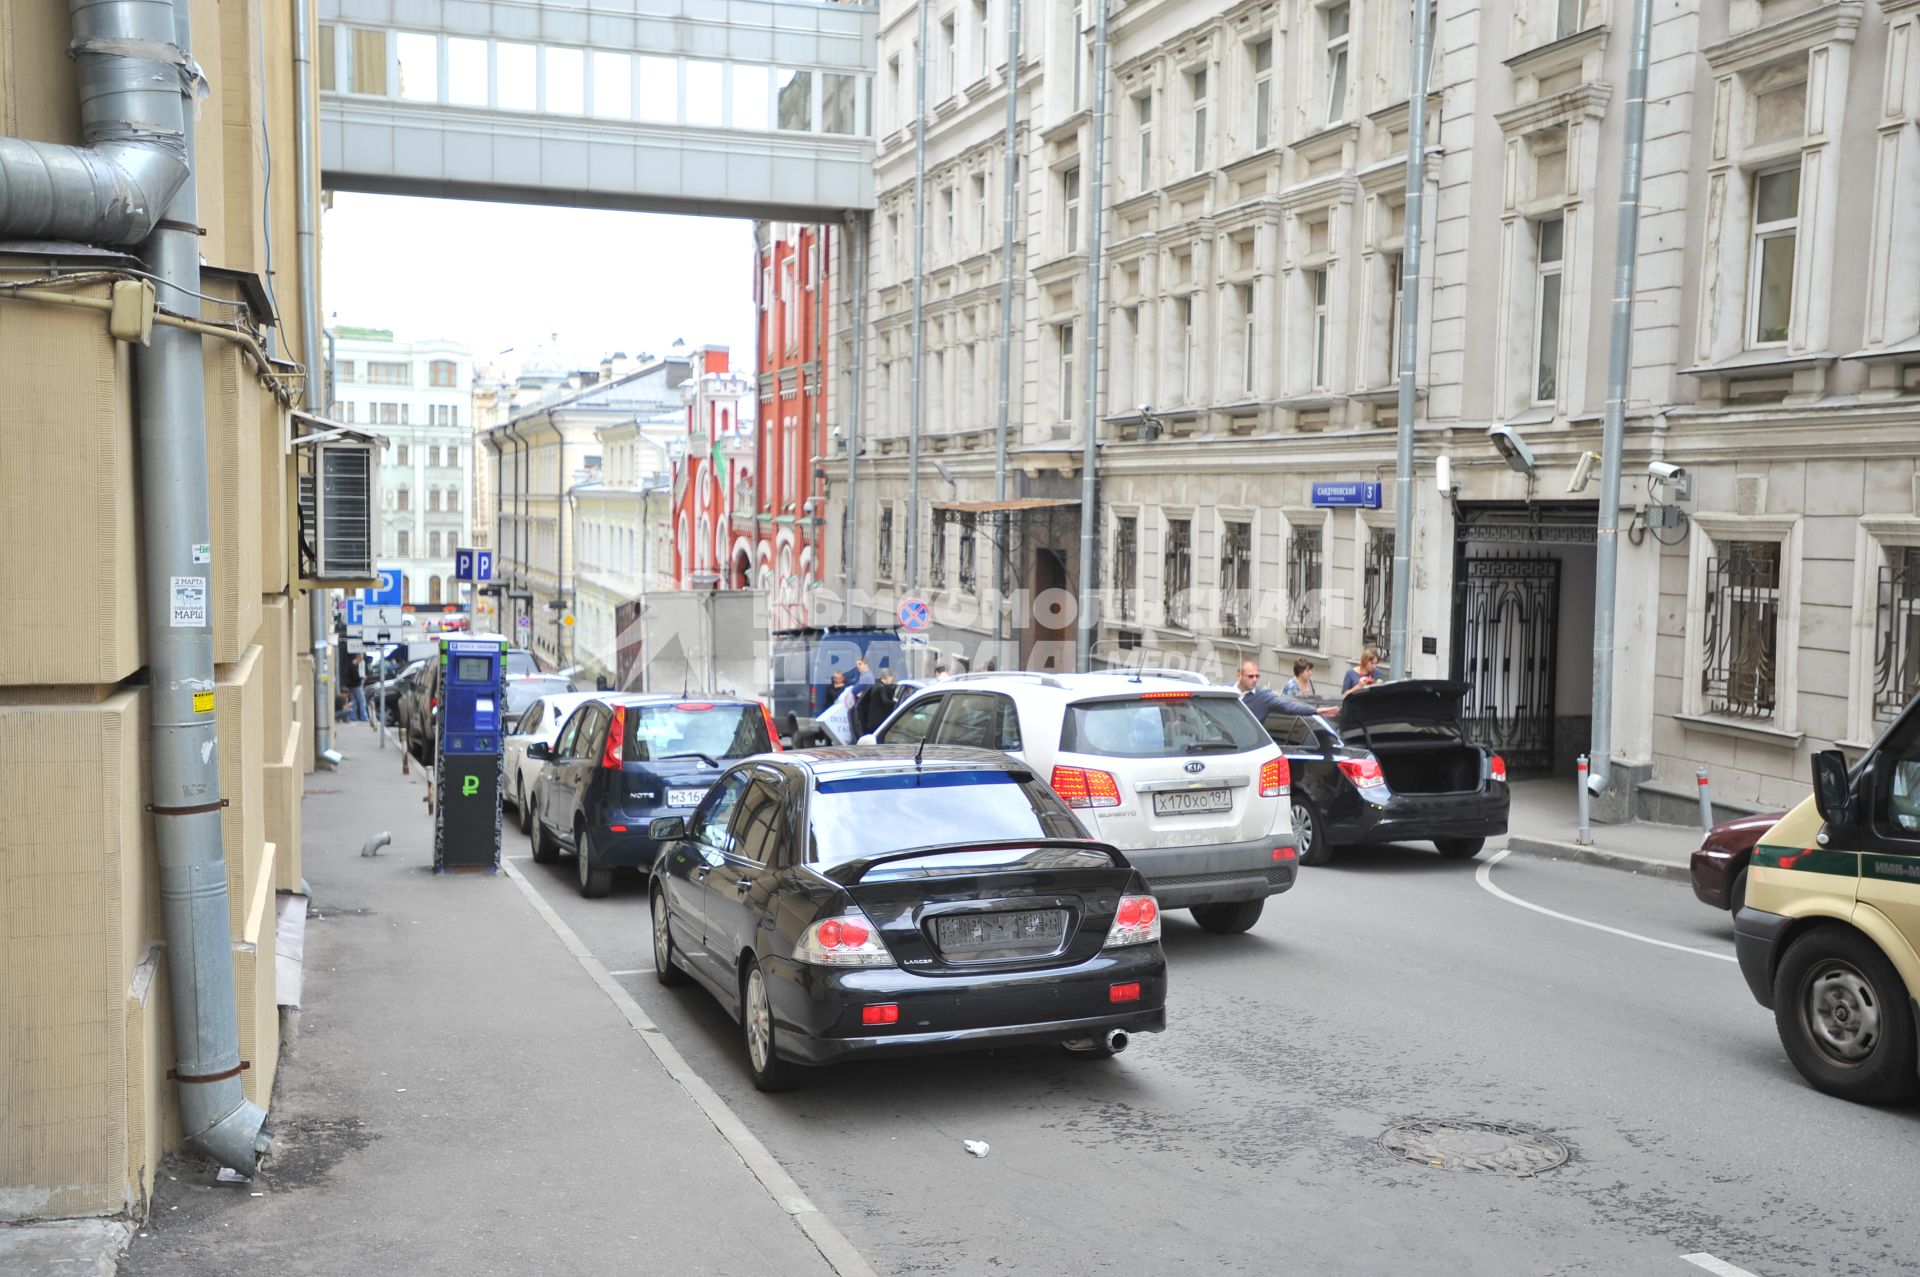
[1191,899,1264,935]
[1774,928,1918,1104]
[1435,837,1486,860]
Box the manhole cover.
[1379,1119,1569,1177]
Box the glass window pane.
[732,64,770,129]
[592,51,631,118]
[1255,79,1271,149]
[319,24,337,92]
[1329,3,1350,39]
[395,32,437,102]
[686,59,723,126]
[776,68,812,130]
[1254,38,1272,73]
[497,42,536,110]
[1539,216,1564,263]
[1536,272,1562,401]
[1755,234,1795,343]
[1328,50,1347,117]
[447,37,487,107]
[823,73,856,134]
[350,28,389,96]
[638,56,677,122]
[1755,168,1799,224]
[546,46,584,114]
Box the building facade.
[329,328,473,607]
[571,412,684,686]
[748,221,837,629]
[1,0,326,1218]
[485,347,705,666]
[668,355,758,590]
[827,0,1920,820]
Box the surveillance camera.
[1647,460,1684,481]
[1138,404,1153,417]
[1567,450,1599,494]
[1435,455,1458,496]
[1486,423,1537,476]
[1647,460,1692,501]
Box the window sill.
[1352,385,1428,406]
[1675,712,1804,750]
[1681,349,1835,379]
[1503,24,1610,79]
[1041,109,1091,144]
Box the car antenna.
[914,732,929,769]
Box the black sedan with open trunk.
[647,746,1168,1091]
[1258,680,1509,864]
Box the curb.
[1500,835,1693,883]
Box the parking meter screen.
[454,656,492,682]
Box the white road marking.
[1681,1253,1761,1276]
[606,967,655,977]
[1476,849,1737,964]
[500,860,874,1277]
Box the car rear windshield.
[505,678,572,716]
[504,650,540,679]
[623,703,770,763]
[1060,693,1269,758]
[808,770,1083,866]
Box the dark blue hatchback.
[527,694,777,897]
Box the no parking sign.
[898,597,930,632]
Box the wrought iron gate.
[1454,556,1560,776]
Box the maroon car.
[1689,810,1786,912]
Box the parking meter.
[434,637,505,872]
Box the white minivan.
[862,671,1298,933]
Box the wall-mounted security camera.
[1137,404,1163,441]
[1567,450,1600,494]
[1487,423,1537,476]
[1647,460,1691,501]
[1435,455,1458,496]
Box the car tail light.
[609,824,628,833]
[760,700,784,751]
[1051,765,1122,809]
[600,705,625,770]
[1140,690,1192,700]
[1104,894,1161,948]
[1109,982,1142,1004]
[1259,756,1290,797]
[861,1003,900,1026]
[676,702,714,710]
[1339,757,1386,788]
[794,911,895,967]
[1490,754,1508,783]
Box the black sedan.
[1258,681,1509,864]
[527,694,779,898]
[647,746,1169,1091]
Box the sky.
[321,193,758,373]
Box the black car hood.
[1338,679,1470,731]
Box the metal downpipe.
[140,0,270,1172]
[1388,0,1433,683]
[0,0,193,239]
[844,214,866,627]
[293,0,332,764]
[993,0,1021,670]
[905,0,928,605]
[1074,0,1110,672]
[1588,0,1656,797]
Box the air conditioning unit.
[300,439,380,581]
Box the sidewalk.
[1495,776,1704,882]
[118,720,853,1277]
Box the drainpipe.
[0,0,277,1171]
[844,214,866,627]
[993,0,1022,670]
[292,0,333,765]
[905,0,928,602]
[1388,0,1433,683]
[1074,0,1110,672]
[1589,0,1656,799]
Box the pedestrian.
[854,668,903,739]
[933,663,950,681]
[852,656,874,690]
[1343,647,1382,696]
[1234,659,1289,723]
[819,677,860,745]
[344,653,369,723]
[1282,658,1318,700]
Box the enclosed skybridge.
[316,0,876,221]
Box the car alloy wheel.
[1293,798,1331,866]
[577,827,613,898]
[742,963,799,1092]
[1802,959,1882,1066]
[652,889,688,987]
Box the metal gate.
[1454,556,1560,776]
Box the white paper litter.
[275,891,308,1007]
[215,1168,250,1184]
[963,1140,990,1158]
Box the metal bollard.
[1696,766,1714,833]
[1576,754,1593,845]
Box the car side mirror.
[857,732,877,746]
[649,816,686,841]
[526,742,552,760]
[1811,749,1856,831]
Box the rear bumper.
[1330,786,1510,846]
[1733,905,1793,1008]
[590,825,669,873]
[764,944,1168,1064]
[1121,835,1297,907]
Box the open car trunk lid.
[1336,680,1471,735]
[820,841,1138,974]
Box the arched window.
[429,576,443,604]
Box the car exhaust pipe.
[1104,1028,1129,1054]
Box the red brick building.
[741,221,831,628]
[667,348,753,589]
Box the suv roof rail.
[943,670,1066,689]
[1083,667,1215,686]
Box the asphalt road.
[505,815,1920,1277]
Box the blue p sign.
[475,551,493,582]
[455,548,474,580]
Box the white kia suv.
[861,671,1298,933]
